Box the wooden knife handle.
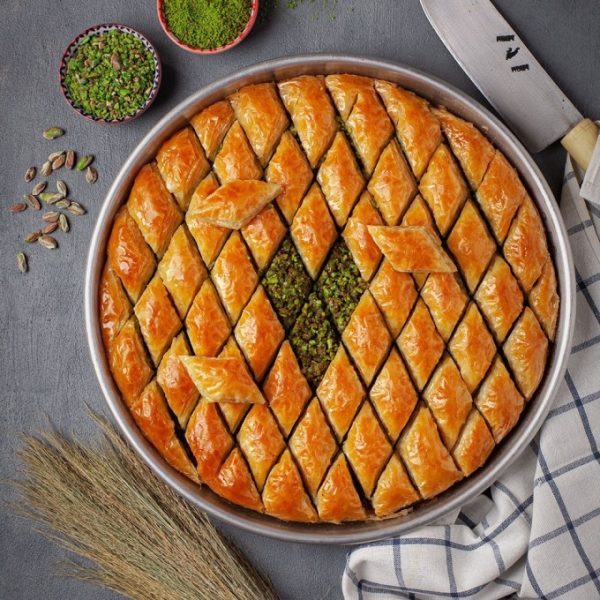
[561,118,599,171]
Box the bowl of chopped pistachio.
[59,24,161,124]
[157,0,259,54]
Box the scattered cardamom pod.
[65,149,75,170]
[24,231,41,243]
[56,180,68,196]
[48,151,64,162]
[42,211,60,223]
[42,222,59,235]
[16,252,28,273]
[41,161,52,177]
[67,202,86,216]
[55,199,71,209]
[9,202,27,213]
[43,127,64,140]
[52,154,66,170]
[85,166,98,184]
[58,213,69,233]
[110,52,121,70]
[24,194,41,210]
[76,155,93,171]
[24,167,36,182]
[32,181,47,196]
[40,192,62,204]
[38,235,58,249]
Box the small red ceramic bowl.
[59,24,162,125]
[157,0,259,54]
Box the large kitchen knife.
[420,0,598,171]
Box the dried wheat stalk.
[10,412,278,600]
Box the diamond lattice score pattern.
[100,74,559,524]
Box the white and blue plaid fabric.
[343,157,600,600]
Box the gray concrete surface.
[1,1,599,598]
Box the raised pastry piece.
[449,303,496,393]
[375,80,442,179]
[423,355,473,448]
[316,345,365,440]
[317,131,365,227]
[190,99,235,161]
[191,180,281,229]
[262,450,318,522]
[235,285,285,381]
[368,138,417,225]
[278,75,337,168]
[290,183,337,279]
[476,150,527,243]
[157,333,198,428]
[342,191,384,281]
[529,260,560,341]
[130,380,199,483]
[342,290,392,386]
[218,338,252,432]
[109,318,153,407]
[127,163,183,258]
[241,205,286,271]
[503,307,549,400]
[182,356,265,405]
[265,131,313,224]
[421,273,468,342]
[369,226,457,274]
[237,404,285,490]
[446,200,496,292]
[344,402,392,497]
[432,107,495,190]
[419,144,469,235]
[263,341,312,437]
[372,453,420,517]
[99,264,132,350]
[156,127,210,210]
[475,256,524,342]
[370,348,418,442]
[289,398,338,497]
[399,405,463,499]
[213,120,262,183]
[503,196,550,293]
[326,74,394,175]
[157,224,207,319]
[316,453,367,523]
[134,276,182,366]
[229,82,289,166]
[475,356,524,443]
[453,410,495,476]
[107,206,156,302]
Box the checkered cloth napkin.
[342,155,600,600]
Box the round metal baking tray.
[85,55,575,545]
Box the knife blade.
[420,0,598,169]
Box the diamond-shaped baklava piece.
[289,398,338,496]
[503,308,548,399]
[424,355,473,448]
[262,450,318,522]
[241,205,286,271]
[447,200,496,292]
[401,194,438,236]
[156,127,210,210]
[278,75,337,168]
[475,256,524,342]
[130,380,199,482]
[342,191,383,281]
[157,225,207,318]
[265,131,313,224]
[107,207,156,302]
[291,183,337,279]
[342,291,392,386]
[99,264,132,350]
[453,410,495,476]
[372,454,420,517]
[399,405,463,499]
[370,348,418,442]
[157,333,198,428]
[213,120,262,183]
[344,402,392,497]
[229,82,289,166]
[190,99,235,161]
[212,232,258,323]
[218,338,252,432]
[263,341,312,436]
[317,345,365,440]
[368,139,417,225]
[316,454,367,522]
[529,260,559,341]
[475,357,524,442]
[127,163,183,257]
[134,276,182,366]
[419,144,469,235]
[397,299,445,390]
[235,286,285,381]
[421,273,468,342]
[449,303,496,392]
[476,151,526,243]
[185,279,230,357]
[237,404,285,490]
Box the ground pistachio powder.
[163,0,252,49]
